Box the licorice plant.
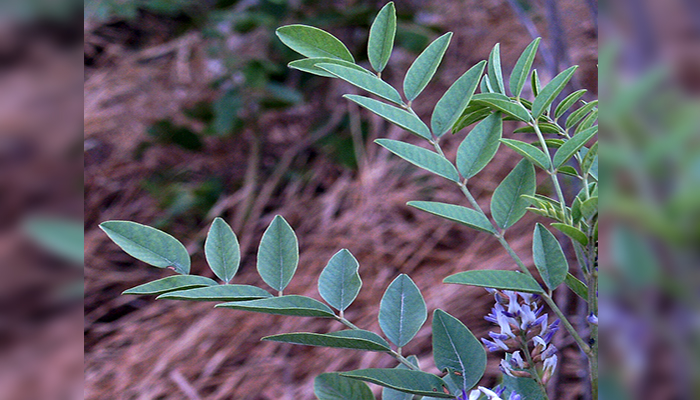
[99,3,598,399]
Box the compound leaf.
[456,113,502,179]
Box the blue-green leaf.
[532,66,578,119]
[204,217,240,283]
[156,285,272,301]
[551,223,588,246]
[318,249,362,312]
[566,100,598,129]
[123,275,217,296]
[315,373,376,400]
[431,61,486,137]
[564,272,588,300]
[341,369,453,398]
[510,38,541,98]
[403,32,453,101]
[344,95,431,140]
[408,201,495,234]
[553,126,598,169]
[491,159,536,229]
[379,274,427,347]
[375,139,460,182]
[25,217,84,264]
[487,43,505,94]
[383,356,420,400]
[276,24,354,62]
[100,221,190,274]
[319,63,403,105]
[470,93,531,122]
[216,295,336,318]
[289,58,371,78]
[263,330,391,352]
[500,139,551,170]
[432,309,486,393]
[532,223,568,290]
[456,113,502,179]
[443,270,544,293]
[257,215,299,293]
[367,2,396,73]
[554,89,587,119]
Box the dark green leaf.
[565,100,598,129]
[491,159,536,229]
[575,108,598,134]
[502,374,546,400]
[276,25,354,62]
[156,284,272,301]
[341,369,453,398]
[408,201,495,234]
[452,108,492,133]
[319,64,403,105]
[553,126,598,168]
[431,61,486,137]
[532,66,578,119]
[500,139,551,170]
[581,142,598,177]
[551,223,588,246]
[314,373,376,400]
[216,295,336,318]
[263,329,391,352]
[383,357,420,400]
[368,2,396,73]
[456,113,502,179]
[344,95,431,140]
[513,123,561,134]
[432,309,486,392]
[510,38,541,98]
[403,32,453,101]
[532,223,568,290]
[204,217,240,283]
[557,165,580,177]
[257,215,299,293]
[379,274,427,347]
[580,197,598,220]
[470,93,531,122]
[318,249,362,311]
[564,273,588,300]
[443,270,544,293]
[100,221,190,274]
[375,139,460,182]
[289,58,372,78]
[554,89,587,119]
[123,275,217,296]
[487,43,505,94]
[531,69,541,97]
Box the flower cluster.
[481,289,560,384]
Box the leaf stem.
[531,120,569,222]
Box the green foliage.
[345,95,432,140]
[25,217,84,265]
[532,224,568,291]
[341,369,453,398]
[510,38,541,98]
[375,139,460,182]
[318,249,362,312]
[444,270,544,293]
[431,61,486,137]
[531,66,578,119]
[456,113,503,179]
[276,25,354,62]
[379,274,427,348]
[403,32,452,101]
[500,139,551,170]
[216,295,336,318]
[491,159,536,229]
[257,215,299,293]
[432,310,486,392]
[407,201,495,234]
[319,63,403,104]
[157,285,272,301]
[314,373,375,400]
[263,330,391,352]
[123,275,217,295]
[204,217,240,283]
[367,2,396,73]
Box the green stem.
[531,121,569,222]
[587,227,599,398]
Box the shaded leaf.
[100,221,190,274]
[565,100,598,129]
[564,273,588,300]
[554,89,587,119]
[431,61,486,137]
[443,270,544,293]
[216,295,336,318]
[533,224,568,290]
[341,369,453,398]
[551,223,588,246]
[408,201,495,234]
[123,275,216,296]
[383,356,420,400]
[157,285,272,301]
[471,93,531,122]
[403,32,453,101]
[344,95,431,140]
[491,159,536,229]
[319,63,403,105]
[375,139,460,182]
[580,197,598,220]
[456,113,502,179]
[532,66,578,119]
[510,38,541,98]
[379,274,427,347]
[276,24,354,62]
[263,330,391,352]
[318,249,362,311]
[500,139,551,170]
[25,217,84,264]
[367,2,396,73]
[205,217,240,283]
[315,373,376,400]
[257,215,299,293]
[289,58,372,78]
[553,126,597,168]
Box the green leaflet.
[383,356,420,400]
[314,373,376,400]
[513,123,561,134]
[564,272,588,300]
[100,220,191,274]
[500,138,551,170]
[566,100,598,129]
[367,2,396,73]
[531,69,541,97]
[319,63,403,105]
[379,274,427,347]
[576,108,598,134]
[263,330,391,352]
[452,108,492,133]
[443,270,544,293]
[456,113,502,179]
[375,139,460,182]
[344,95,431,140]
[276,24,354,62]
[318,249,362,312]
[257,215,299,293]
[216,295,336,318]
[289,58,372,78]
[408,201,495,234]
[502,374,546,400]
[432,309,486,393]
[554,89,587,119]
[551,223,589,246]
[532,224,568,290]
[531,66,578,119]
[122,275,217,296]
[491,159,536,229]
[470,93,531,122]
[156,285,272,301]
[431,61,486,137]
[581,142,598,177]
[25,217,84,264]
[510,38,541,98]
[204,217,240,283]
[553,126,598,168]
[558,165,580,177]
[580,197,598,220]
[341,369,453,398]
[403,32,453,101]
[487,43,505,94]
